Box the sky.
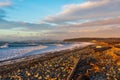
[0,0,120,41]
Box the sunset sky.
[0,0,120,41]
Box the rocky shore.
[69,42,120,80]
[0,46,91,80]
[0,41,120,80]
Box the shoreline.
[0,42,92,62]
[1,41,120,79]
[0,42,93,66]
[0,47,82,66]
[0,44,93,75]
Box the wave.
[0,42,93,62]
[0,45,48,61]
[41,42,93,53]
[0,43,8,48]
[54,44,64,47]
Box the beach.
[0,0,119,79]
[0,42,92,80]
[0,41,120,80]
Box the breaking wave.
[0,45,48,61]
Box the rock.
[34,73,39,78]
[76,75,90,80]
[26,71,31,76]
[38,76,42,79]
[114,52,120,56]
[115,45,120,48]
[94,46,112,52]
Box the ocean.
[0,42,92,62]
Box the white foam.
[54,44,64,47]
[41,42,93,53]
[0,45,47,61]
[0,43,8,48]
[0,42,93,61]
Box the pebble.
[1,44,120,80]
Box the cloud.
[44,25,120,40]
[0,0,53,32]
[0,0,54,32]
[0,0,12,20]
[0,9,6,20]
[41,17,120,39]
[0,0,11,7]
[65,17,120,27]
[0,20,54,32]
[42,0,120,24]
[0,0,120,41]
[0,16,119,40]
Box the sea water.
[0,42,92,62]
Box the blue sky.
[0,0,120,41]
[5,0,84,23]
